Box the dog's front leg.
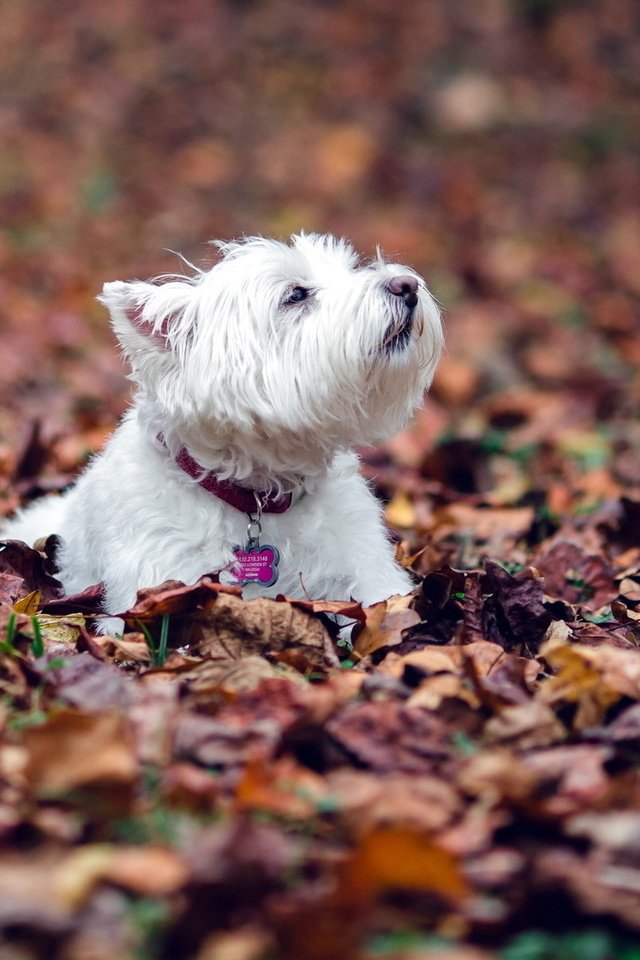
[326,473,416,609]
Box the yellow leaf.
[385,492,416,529]
[13,591,41,615]
[37,613,85,644]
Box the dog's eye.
[285,286,310,305]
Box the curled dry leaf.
[192,593,339,672]
[352,593,421,658]
[120,578,341,673]
[0,540,62,603]
[539,634,640,726]
[284,595,366,627]
[119,575,241,622]
[379,640,539,713]
[481,560,552,651]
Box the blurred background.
[0,0,639,553]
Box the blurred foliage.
[0,0,638,453]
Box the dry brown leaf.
[285,596,365,624]
[381,640,538,687]
[182,655,306,701]
[484,701,566,749]
[120,576,241,621]
[54,844,188,907]
[325,769,461,834]
[0,572,24,605]
[539,635,640,726]
[458,748,539,804]
[522,745,612,816]
[193,593,339,672]
[0,849,74,928]
[408,672,479,710]
[21,710,138,798]
[434,503,534,545]
[195,928,275,960]
[161,762,220,812]
[535,538,618,609]
[353,594,421,658]
[110,632,152,662]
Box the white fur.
[4,233,442,631]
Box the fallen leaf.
[119,576,240,621]
[385,491,417,528]
[539,635,640,725]
[235,757,328,819]
[0,849,73,931]
[54,844,188,907]
[341,826,469,900]
[193,594,339,672]
[353,594,421,658]
[34,652,133,711]
[484,701,566,749]
[325,700,453,774]
[195,928,275,960]
[0,573,26,604]
[35,612,85,645]
[12,589,41,615]
[182,655,305,702]
[0,540,61,602]
[535,538,618,609]
[21,709,138,800]
[325,768,461,834]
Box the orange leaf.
[342,826,469,901]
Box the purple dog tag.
[231,544,280,588]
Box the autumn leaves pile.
[1,524,640,959]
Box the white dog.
[4,234,442,630]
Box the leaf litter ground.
[2,473,640,960]
[1,1,640,958]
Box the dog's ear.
[99,280,193,357]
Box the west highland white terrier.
[4,233,443,630]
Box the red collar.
[171,445,294,515]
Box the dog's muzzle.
[382,275,419,353]
[386,275,419,309]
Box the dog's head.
[100,233,443,482]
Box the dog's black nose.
[386,275,419,309]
